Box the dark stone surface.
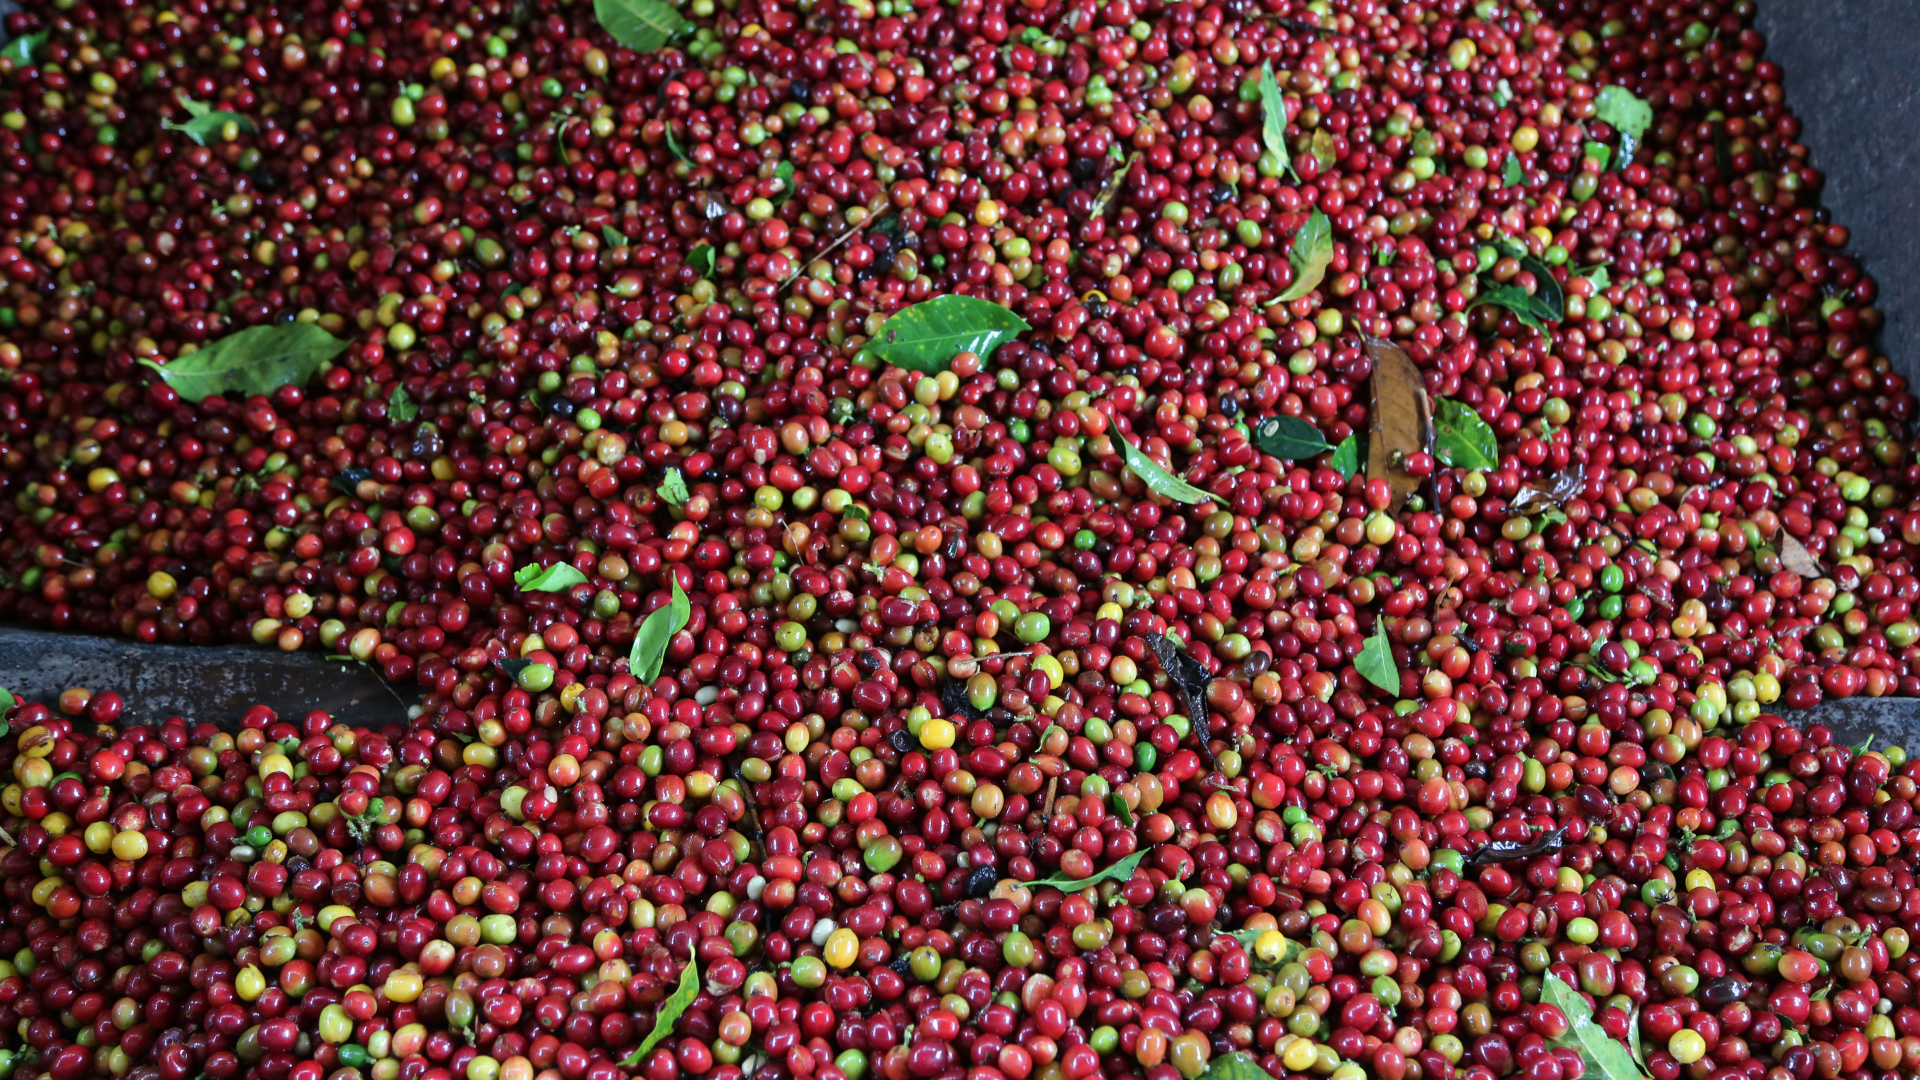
[1753,2,1920,391]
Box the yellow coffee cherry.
[823,927,859,969]
[918,718,956,750]
[111,830,150,861]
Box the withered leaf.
[1364,336,1431,515]
[1465,825,1567,867]
[1145,633,1216,770]
[1635,574,1674,614]
[329,466,373,498]
[1779,533,1823,579]
[1092,151,1140,218]
[1509,466,1586,514]
[940,676,988,723]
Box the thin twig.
[779,198,889,292]
[732,760,764,842]
[334,654,416,716]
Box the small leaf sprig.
[1355,623,1400,696]
[863,295,1030,374]
[1266,209,1333,305]
[1432,399,1499,472]
[1539,972,1653,1080]
[1025,850,1146,894]
[594,0,686,52]
[163,92,256,146]
[514,563,589,592]
[139,323,347,403]
[620,955,700,1066]
[1256,62,1294,180]
[1119,436,1215,506]
[629,577,691,683]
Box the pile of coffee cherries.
[5,0,1920,1080]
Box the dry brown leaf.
[1092,152,1140,218]
[1365,336,1431,514]
[1779,533,1823,579]
[1509,465,1587,513]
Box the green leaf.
[388,387,418,423]
[1593,85,1653,145]
[1199,1051,1277,1080]
[657,468,689,508]
[865,295,1030,374]
[138,323,347,403]
[1119,436,1214,506]
[1108,792,1134,828]
[1627,1005,1645,1067]
[1268,209,1332,304]
[1473,282,1556,333]
[1433,399,1499,472]
[602,224,629,248]
[1251,416,1330,461]
[515,562,589,592]
[1328,435,1360,480]
[1308,129,1336,171]
[594,0,686,52]
[688,243,715,278]
[1582,141,1613,170]
[664,125,685,160]
[1257,63,1292,178]
[1540,973,1651,1080]
[1594,85,1651,170]
[1580,264,1611,290]
[163,93,255,146]
[1502,154,1525,188]
[1,30,48,66]
[622,955,700,1067]
[1028,850,1146,894]
[1523,255,1565,323]
[1355,624,1398,696]
[630,578,691,683]
[770,160,796,207]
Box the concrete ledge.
[0,627,423,729]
